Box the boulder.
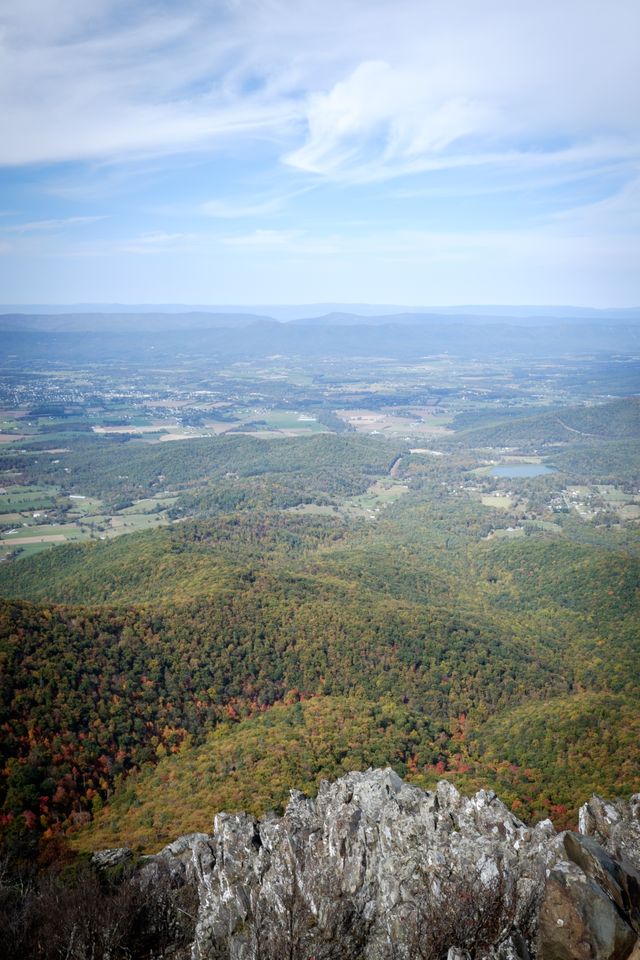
[91,846,132,870]
[138,832,211,888]
[538,832,640,960]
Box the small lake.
[490,463,556,478]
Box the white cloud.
[0,0,298,166]
[1,0,638,178]
[1,216,106,233]
[285,60,497,179]
[285,0,640,183]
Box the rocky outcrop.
[94,770,640,960]
[185,769,560,960]
[91,845,132,869]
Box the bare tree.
[251,860,314,960]
[403,865,520,960]
[250,859,368,960]
[0,859,198,960]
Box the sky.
[0,0,639,307]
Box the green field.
[67,495,105,512]
[0,482,174,559]
[0,485,58,510]
[119,495,179,514]
[488,526,525,539]
[226,408,328,433]
[1,522,86,541]
[1,541,54,561]
[481,494,514,510]
[346,478,410,515]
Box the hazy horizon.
[2,302,640,317]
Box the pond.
[490,463,556,478]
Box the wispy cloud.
[112,231,203,255]
[285,60,496,180]
[0,1,299,166]
[285,19,640,184]
[388,162,634,200]
[1,215,106,233]
[0,0,638,305]
[2,0,638,180]
[118,232,183,252]
[223,229,301,248]
[202,182,318,218]
[549,174,640,232]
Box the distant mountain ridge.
[0,312,271,333]
[288,310,640,326]
[2,317,639,360]
[2,303,640,323]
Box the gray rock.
[563,832,640,934]
[537,832,640,960]
[91,846,132,869]
[537,860,637,960]
[149,833,212,881]
[489,933,531,959]
[579,794,640,869]
[184,768,562,960]
[108,770,640,960]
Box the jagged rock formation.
[94,769,640,960]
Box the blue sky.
[0,0,639,306]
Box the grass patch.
[0,485,59,511]
[481,494,514,510]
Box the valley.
[1,317,638,870]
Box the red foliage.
[22,810,37,829]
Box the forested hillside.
[1,470,638,858]
[1,388,638,868]
[452,397,640,446]
[30,434,402,505]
